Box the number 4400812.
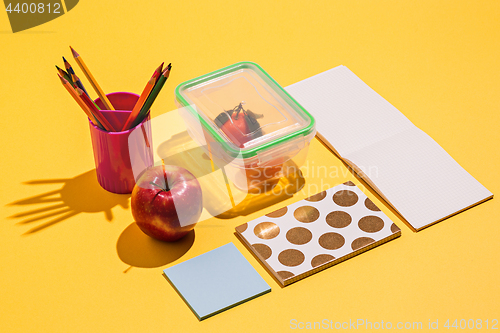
[444,319,498,329]
[5,3,61,14]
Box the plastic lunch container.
[175,61,316,192]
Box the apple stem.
[232,102,244,119]
[149,181,167,192]
[161,163,170,191]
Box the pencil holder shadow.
[89,92,154,194]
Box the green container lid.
[175,61,315,160]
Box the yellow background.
[1,1,499,332]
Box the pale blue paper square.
[163,243,271,320]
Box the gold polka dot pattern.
[305,191,327,202]
[266,206,288,218]
[252,243,272,260]
[311,254,335,268]
[235,223,248,233]
[326,211,352,228]
[277,271,295,279]
[293,206,320,223]
[286,227,312,245]
[364,198,381,211]
[254,222,280,239]
[358,216,384,233]
[351,237,375,250]
[391,223,401,233]
[333,190,358,207]
[235,182,401,286]
[278,249,305,267]
[318,232,345,250]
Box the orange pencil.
[153,62,164,84]
[70,46,115,111]
[58,74,93,119]
[58,74,108,130]
[76,88,116,132]
[120,64,162,131]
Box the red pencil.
[76,88,117,132]
[153,62,164,84]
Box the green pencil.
[131,64,171,127]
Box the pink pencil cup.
[88,92,154,194]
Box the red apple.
[218,104,263,148]
[220,112,251,148]
[215,104,286,191]
[131,165,203,242]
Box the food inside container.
[175,61,316,192]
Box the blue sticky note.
[163,243,271,320]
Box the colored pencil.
[58,74,90,115]
[154,62,164,84]
[64,56,90,96]
[120,63,163,131]
[58,74,104,129]
[62,56,88,93]
[62,56,76,75]
[56,65,75,87]
[58,74,106,130]
[80,88,122,130]
[70,46,115,111]
[76,88,116,131]
[131,64,172,128]
[71,72,90,97]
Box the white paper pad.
[285,66,493,230]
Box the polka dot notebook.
[235,182,401,287]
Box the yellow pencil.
[70,46,115,111]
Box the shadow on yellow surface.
[116,223,195,272]
[8,170,130,235]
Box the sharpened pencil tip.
[70,46,79,58]
[156,62,164,73]
[63,56,68,63]
[57,73,67,83]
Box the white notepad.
[286,66,493,230]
